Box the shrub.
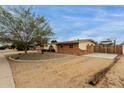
[48,49,55,52]
[42,49,55,53]
[0,45,9,50]
[10,43,16,49]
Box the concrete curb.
[8,56,72,63]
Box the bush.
[16,45,29,51]
[0,46,6,50]
[10,43,16,49]
[42,49,47,52]
[14,42,29,51]
[48,49,55,52]
[0,45,9,50]
[42,49,55,53]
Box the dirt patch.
[10,53,68,60]
[7,53,114,88]
[95,56,124,88]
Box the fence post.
[90,44,94,53]
[122,45,124,55]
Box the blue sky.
[4,5,124,43]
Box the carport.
[83,53,118,59]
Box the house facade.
[56,39,96,55]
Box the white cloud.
[68,20,124,44]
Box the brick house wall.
[57,43,88,55]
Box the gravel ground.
[7,53,113,88]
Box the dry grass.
[7,53,114,88]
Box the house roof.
[57,39,96,44]
[100,39,113,45]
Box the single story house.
[56,39,96,55]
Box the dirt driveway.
[6,52,114,88]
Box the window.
[60,45,63,48]
[69,44,74,48]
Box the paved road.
[0,53,15,88]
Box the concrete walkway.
[84,53,118,59]
[0,53,15,88]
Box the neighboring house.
[56,39,96,55]
[43,43,58,52]
[36,43,58,52]
[100,39,115,45]
[121,43,124,55]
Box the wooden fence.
[87,44,122,54]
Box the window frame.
[69,44,74,48]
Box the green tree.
[0,6,54,54]
[33,19,54,53]
[51,40,57,44]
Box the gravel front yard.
[7,53,113,88]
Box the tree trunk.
[24,48,27,54]
[24,44,28,54]
[40,45,43,54]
